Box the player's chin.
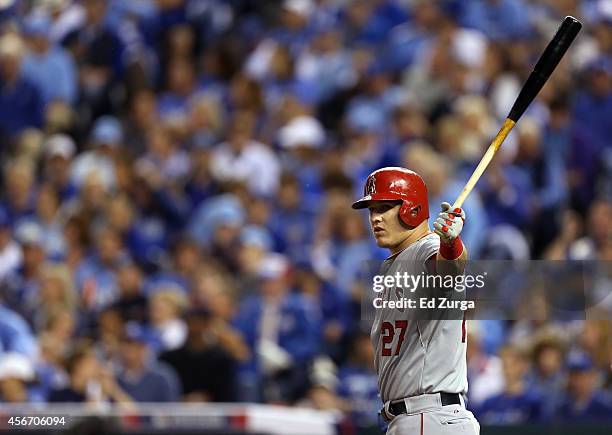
[373,234,391,247]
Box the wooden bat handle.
[451,118,516,209]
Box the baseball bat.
[452,16,582,209]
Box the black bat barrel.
[508,16,582,122]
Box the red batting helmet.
[351,167,429,227]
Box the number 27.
[380,320,408,356]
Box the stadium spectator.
[111,261,147,324]
[554,349,612,422]
[0,208,22,281]
[0,303,38,358]
[526,333,567,418]
[160,308,237,402]
[0,32,44,138]
[337,332,381,428]
[0,352,36,402]
[49,346,134,406]
[116,322,181,402]
[466,325,504,408]
[234,254,320,402]
[148,289,188,352]
[70,115,122,191]
[21,13,77,105]
[476,345,544,424]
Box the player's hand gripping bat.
[452,16,582,209]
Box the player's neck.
[389,222,431,256]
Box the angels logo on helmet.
[365,175,377,196]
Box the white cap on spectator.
[452,30,487,68]
[283,0,314,18]
[597,0,612,22]
[258,253,289,280]
[0,0,15,11]
[278,116,325,149]
[45,134,76,159]
[15,221,44,246]
[0,353,35,381]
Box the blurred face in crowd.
[40,266,71,306]
[580,320,609,357]
[147,126,173,157]
[121,340,147,370]
[46,310,76,341]
[193,268,235,320]
[346,0,375,27]
[587,200,611,245]
[0,50,22,83]
[27,32,49,54]
[314,30,342,54]
[412,0,441,30]
[22,241,45,273]
[81,174,108,211]
[229,75,263,112]
[117,263,142,297]
[500,347,529,386]
[261,273,289,300]
[45,154,72,186]
[131,90,157,128]
[95,228,122,265]
[0,378,28,402]
[270,46,293,81]
[70,353,100,390]
[278,177,301,210]
[186,314,211,345]
[517,120,542,161]
[568,369,598,401]
[174,240,201,274]
[98,309,124,345]
[296,268,322,297]
[168,25,195,59]
[149,292,183,325]
[106,195,134,234]
[36,185,60,222]
[149,297,177,324]
[404,145,448,196]
[167,58,195,95]
[238,243,266,275]
[228,111,255,150]
[282,7,308,31]
[393,106,429,141]
[0,225,10,249]
[5,162,34,210]
[534,344,564,378]
[84,0,107,26]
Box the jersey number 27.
[380,318,467,356]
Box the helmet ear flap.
[399,202,422,227]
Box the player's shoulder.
[396,232,440,262]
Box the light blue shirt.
[22,46,77,105]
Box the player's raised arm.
[433,202,468,263]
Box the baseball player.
[352,167,480,434]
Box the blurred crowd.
[0,0,610,430]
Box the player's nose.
[370,211,382,225]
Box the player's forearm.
[437,237,468,261]
[436,238,468,277]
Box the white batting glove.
[433,202,465,244]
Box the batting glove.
[433,202,465,244]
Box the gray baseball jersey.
[371,233,468,403]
